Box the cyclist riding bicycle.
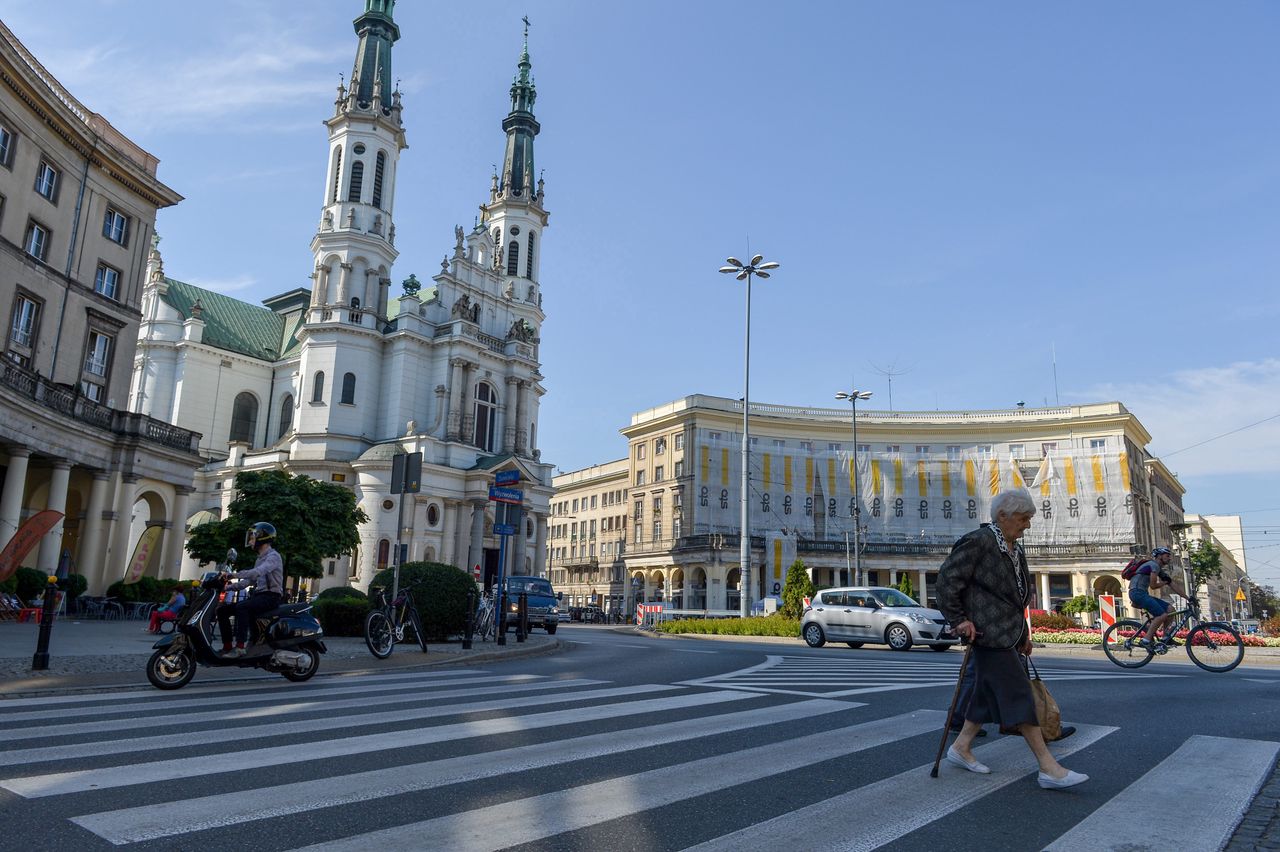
[1129,546,1176,648]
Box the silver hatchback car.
[801,586,958,651]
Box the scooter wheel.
[281,646,320,682]
[147,647,195,690]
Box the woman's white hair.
[990,488,1036,522]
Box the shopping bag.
[1026,657,1061,741]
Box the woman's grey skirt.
[963,645,1038,730]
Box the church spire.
[349,0,399,111]
[499,17,540,200]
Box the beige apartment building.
[0,22,200,593]
[1181,514,1252,623]
[550,394,1187,619]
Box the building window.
[473,382,497,451]
[1040,442,1058,456]
[637,444,646,460]
[590,495,597,509]
[0,120,14,168]
[1009,444,1025,459]
[341,372,356,404]
[828,443,842,452]
[886,445,900,454]
[572,498,578,513]
[331,147,342,203]
[94,263,120,300]
[653,518,662,540]
[654,465,664,482]
[977,445,993,458]
[636,470,646,487]
[9,294,38,349]
[674,460,684,478]
[229,392,258,444]
[708,431,722,441]
[34,159,59,202]
[102,207,130,246]
[506,240,519,275]
[347,160,364,202]
[857,443,870,454]
[24,220,50,262]
[673,517,682,538]
[311,371,325,403]
[653,496,663,515]
[81,330,112,401]
[675,433,684,451]
[1090,438,1106,454]
[526,231,535,279]
[372,151,386,208]
[278,394,294,437]
[915,445,930,454]
[655,437,667,455]
[946,445,962,460]
[800,441,813,452]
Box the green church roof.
[162,278,294,360]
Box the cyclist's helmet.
[246,522,277,548]
[1151,546,1172,557]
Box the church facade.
[130,1,553,591]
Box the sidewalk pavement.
[0,619,560,697]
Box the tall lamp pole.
[720,254,779,617]
[836,389,872,586]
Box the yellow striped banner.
[917,460,928,497]
[1091,456,1105,492]
[1064,456,1077,495]
[1118,452,1130,491]
[964,459,976,496]
[828,458,837,495]
[701,446,709,482]
[872,459,882,494]
[805,457,814,494]
[721,448,730,487]
[941,460,951,497]
[893,459,904,495]
[784,456,793,492]
[763,453,772,488]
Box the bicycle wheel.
[1102,619,1155,668]
[408,608,428,652]
[1185,621,1244,673]
[364,609,395,659]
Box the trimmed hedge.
[653,614,801,637]
[370,562,474,641]
[311,597,371,636]
[106,577,191,603]
[1030,612,1076,630]
[316,586,368,602]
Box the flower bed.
[1031,626,1280,647]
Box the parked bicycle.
[473,590,496,642]
[364,584,427,659]
[1102,578,1244,672]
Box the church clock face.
[353,143,366,155]
[509,225,520,235]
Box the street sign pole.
[389,451,423,602]
[496,515,509,647]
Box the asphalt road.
[1,624,1276,851]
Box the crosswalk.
[0,667,1272,851]
[680,653,1180,697]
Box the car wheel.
[845,642,864,648]
[803,622,826,647]
[546,622,557,635]
[929,644,951,652]
[885,624,913,651]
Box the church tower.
[296,0,406,457]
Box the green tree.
[896,573,916,601]
[1249,584,1279,619]
[1061,595,1098,617]
[1186,540,1223,587]
[780,559,816,619]
[186,470,368,580]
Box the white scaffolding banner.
[693,431,1137,546]
[763,530,798,598]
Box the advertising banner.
[0,510,64,583]
[123,525,164,585]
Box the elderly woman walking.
[936,488,1088,789]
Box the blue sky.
[5,1,1278,587]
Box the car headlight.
[509,603,519,612]
[907,613,931,624]
[550,606,558,613]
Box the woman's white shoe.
[945,746,991,774]
[1038,769,1088,789]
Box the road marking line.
[1043,734,1280,851]
[71,698,860,844]
[1,689,755,797]
[285,710,946,852]
[681,723,1118,852]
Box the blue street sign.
[493,523,516,536]
[488,486,523,504]
[495,470,520,486]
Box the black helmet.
[1152,546,1172,557]
[246,522,276,548]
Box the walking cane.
[930,641,972,778]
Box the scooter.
[146,572,326,690]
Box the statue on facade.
[454,224,465,250]
[345,207,356,228]
[322,210,334,231]
[507,318,536,342]
[451,293,471,318]
[371,213,383,235]
[388,223,395,245]
[401,274,421,296]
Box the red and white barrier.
[1099,594,1116,642]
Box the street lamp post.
[835,390,872,586]
[720,254,779,618]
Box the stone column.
[441,499,458,567]
[467,500,486,581]
[459,362,476,444]
[502,376,519,453]
[889,569,898,587]
[36,460,73,576]
[377,277,391,318]
[363,269,377,312]
[335,262,353,306]
[0,445,31,542]
[162,487,193,580]
[534,513,548,577]
[917,569,928,605]
[446,358,466,441]
[107,475,140,585]
[78,471,112,593]
[683,571,694,612]
[516,381,531,456]
[1039,571,1051,611]
[309,266,322,307]
[513,510,527,575]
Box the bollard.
[497,605,506,647]
[463,590,474,650]
[516,592,527,643]
[31,575,58,671]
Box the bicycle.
[1102,579,1244,672]
[473,591,496,642]
[364,584,427,659]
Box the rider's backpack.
[1120,557,1146,581]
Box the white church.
[129,0,554,592]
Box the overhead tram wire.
[1160,411,1280,459]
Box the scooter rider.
[216,522,284,657]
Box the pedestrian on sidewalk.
[145,586,187,633]
[936,488,1087,790]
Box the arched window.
[372,151,386,209]
[311,371,325,403]
[341,372,356,404]
[278,393,294,438]
[526,231,536,279]
[331,147,342,203]
[347,160,364,202]
[377,539,390,571]
[473,382,497,452]
[506,240,520,275]
[229,392,258,445]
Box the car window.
[849,596,867,607]
[820,591,844,606]
[869,589,920,607]
[507,577,554,596]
